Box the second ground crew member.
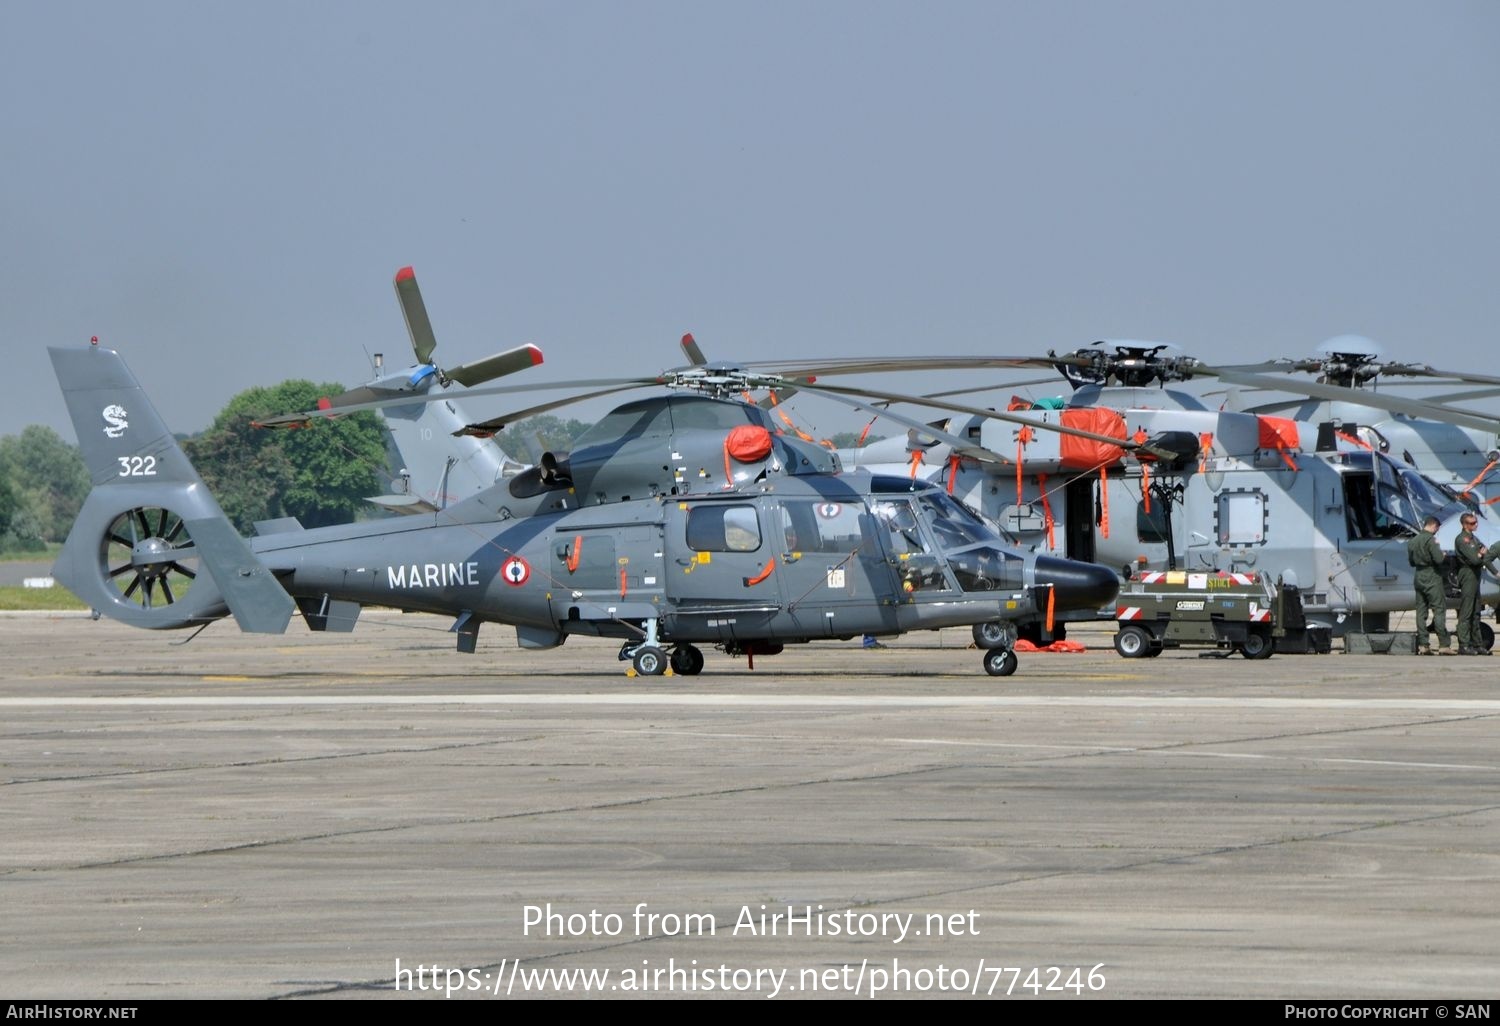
[1407,515,1456,656]
[1454,512,1496,656]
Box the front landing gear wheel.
[632,646,668,676]
[983,648,1018,677]
[670,644,705,676]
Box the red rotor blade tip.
[395,266,416,282]
[317,397,333,411]
[527,344,544,366]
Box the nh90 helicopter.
[50,342,1119,677]
[301,266,542,515]
[1218,334,1500,507]
[839,341,1500,641]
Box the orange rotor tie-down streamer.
[566,535,583,573]
[1132,429,1151,514]
[1045,583,1056,634]
[1015,426,1034,505]
[744,557,777,587]
[775,406,816,443]
[1198,432,1214,475]
[947,453,961,495]
[1460,458,1499,499]
[1099,463,1109,540]
[908,450,923,479]
[1038,472,1056,550]
[1335,430,1372,451]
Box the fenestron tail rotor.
[102,507,199,613]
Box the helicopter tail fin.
[48,344,295,633]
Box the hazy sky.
[4,1,1498,442]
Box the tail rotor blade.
[394,266,439,366]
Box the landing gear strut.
[621,618,669,676]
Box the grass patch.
[0,585,88,611]
[0,542,63,562]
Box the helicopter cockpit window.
[915,492,991,549]
[686,505,762,553]
[1343,453,1421,538]
[946,546,1024,592]
[873,499,929,554]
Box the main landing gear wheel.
[632,646,668,676]
[670,644,705,676]
[983,648,1018,677]
[972,621,1011,650]
[1240,628,1275,660]
[1114,625,1153,659]
[1480,622,1495,652]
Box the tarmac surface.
[3,609,1499,1000]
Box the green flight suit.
[1454,528,1494,651]
[1407,530,1451,650]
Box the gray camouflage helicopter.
[50,341,1120,677]
[839,340,1500,643]
[1219,334,1500,506]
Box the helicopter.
[1216,335,1500,506]
[837,340,1500,644]
[49,341,1121,677]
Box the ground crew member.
[1454,512,1495,655]
[1407,515,1455,655]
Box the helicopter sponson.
[48,344,1119,677]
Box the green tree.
[184,381,389,532]
[0,474,17,540]
[0,426,91,545]
[827,430,887,449]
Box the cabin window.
[686,505,762,553]
[1215,490,1267,546]
[774,501,866,553]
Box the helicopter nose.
[1034,555,1120,611]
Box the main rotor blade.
[394,266,438,366]
[784,379,1146,452]
[255,374,662,427]
[455,384,651,438]
[1209,368,1500,433]
[918,375,1068,402]
[680,333,707,366]
[445,344,545,387]
[779,384,1012,465]
[735,355,1064,378]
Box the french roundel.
[501,556,531,586]
[816,502,843,519]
